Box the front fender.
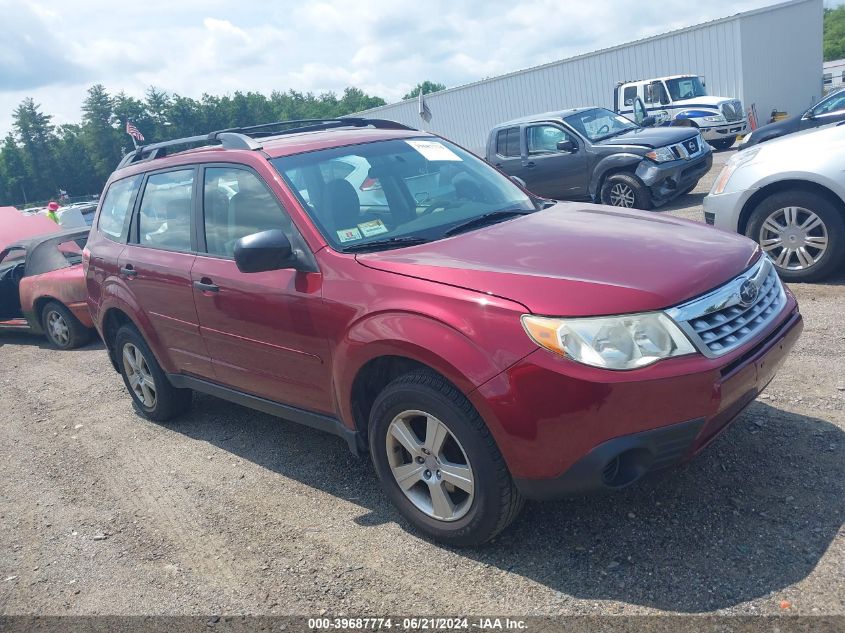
[589,153,644,198]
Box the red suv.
[85,117,802,545]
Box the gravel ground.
[1,149,843,618]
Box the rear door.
[489,127,524,178]
[522,123,589,199]
[191,164,332,414]
[119,166,214,378]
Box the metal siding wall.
[358,0,818,155]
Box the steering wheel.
[11,263,25,285]
[596,124,610,135]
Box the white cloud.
[0,0,783,136]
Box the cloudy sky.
[0,0,835,136]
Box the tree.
[0,134,29,204]
[81,84,123,182]
[12,98,57,200]
[402,81,446,100]
[824,6,845,62]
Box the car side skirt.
[166,373,362,455]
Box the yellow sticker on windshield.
[358,219,388,237]
[405,140,462,162]
[336,228,362,242]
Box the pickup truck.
[615,75,747,150]
[486,101,712,210]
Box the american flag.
[125,121,145,142]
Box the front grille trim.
[721,100,743,122]
[665,257,787,358]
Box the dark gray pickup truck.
[486,105,713,210]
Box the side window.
[97,175,142,242]
[138,169,194,251]
[623,86,638,106]
[203,167,291,258]
[526,125,572,154]
[645,82,668,105]
[495,127,520,157]
[816,92,845,115]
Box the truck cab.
[615,75,747,150]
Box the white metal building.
[823,58,845,92]
[358,0,823,154]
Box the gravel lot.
[1,149,843,618]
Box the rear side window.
[495,127,521,157]
[202,167,291,258]
[138,169,194,252]
[623,86,638,106]
[98,175,142,241]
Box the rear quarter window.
[98,175,142,242]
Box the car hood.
[0,206,60,252]
[747,114,803,143]
[596,126,698,148]
[356,203,759,316]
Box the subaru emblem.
[739,279,759,306]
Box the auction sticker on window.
[405,139,462,162]
[358,219,388,237]
[336,227,362,242]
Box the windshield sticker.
[358,219,388,237]
[336,227,363,243]
[405,140,462,162]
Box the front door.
[522,124,588,199]
[803,91,845,131]
[120,167,214,378]
[191,165,333,414]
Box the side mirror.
[510,175,527,188]
[641,115,656,127]
[556,139,576,153]
[234,229,296,273]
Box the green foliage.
[824,6,845,62]
[402,81,447,100]
[0,84,387,206]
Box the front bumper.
[470,303,802,499]
[702,189,748,231]
[700,121,748,140]
[636,150,713,206]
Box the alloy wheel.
[385,410,475,521]
[122,343,157,408]
[609,183,636,207]
[46,310,70,347]
[759,206,828,271]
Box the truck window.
[495,128,520,158]
[665,76,708,101]
[526,125,574,154]
[645,81,668,105]
[623,86,638,106]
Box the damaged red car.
[0,206,94,349]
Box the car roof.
[496,107,603,128]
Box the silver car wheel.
[609,183,636,207]
[46,310,70,347]
[122,343,157,408]
[386,410,475,522]
[759,206,829,271]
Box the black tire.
[710,137,736,151]
[746,190,845,282]
[369,370,523,547]
[600,172,652,210]
[41,301,93,350]
[114,324,192,421]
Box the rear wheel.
[369,370,523,546]
[746,190,845,282]
[115,324,192,421]
[600,173,652,210]
[41,301,92,349]
[710,137,736,151]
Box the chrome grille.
[666,257,786,358]
[721,100,743,122]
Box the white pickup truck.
[615,75,747,150]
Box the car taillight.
[360,177,382,191]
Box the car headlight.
[645,146,677,163]
[703,115,726,122]
[521,312,696,370]
[710,146,761,195]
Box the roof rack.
[116,117,417,169]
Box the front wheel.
[600,173,652,210]
[710,137,736,151]
[746,190,845,282]
[369,370,523,546]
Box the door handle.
[193,278,219,293]
[525,161,536,169]
[120,265,137,278]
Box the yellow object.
[46,210,59,224]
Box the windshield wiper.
[443,208,534,238]
[341,235,431,253]
[594,128,636,142]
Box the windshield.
[665,77,707,101]
[272,137,536,251]
[564,108,638,142]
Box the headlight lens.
[710,146,760,195]
[521,313,696,370]
[645,146,677,163]
[703,115,726,122]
